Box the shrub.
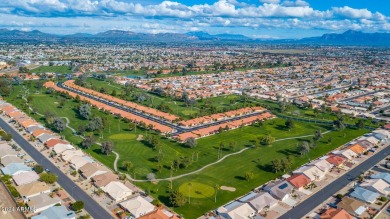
[71,201,84,211]
[336,194,343,199]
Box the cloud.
[0,0,388,37]
[332,6,373,19]
[259,0,280,3]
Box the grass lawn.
[4,81,372,218]
[31,66,73,74]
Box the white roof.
[373,129,390,138]
[309,159,333,172]
[218,202,256,219]
[69,156,92,170]
[53,144,74,155]
[61,150,84,162]
[293,165,325,181]
[362,136,380,145]
[248,192,278,212]
[338,149,357,160]
[119,195,155,218]
[12,171,40,186]
[360,179,390,196]
[103,181,133,202]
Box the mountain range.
[0,29,389,46]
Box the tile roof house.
[31,205,76,219]
[119,195,156,218]
[350,187,380,204]
[247,192,278,213]
[26,126,44,134]
[138,209,179,219]
[326,155,346,166]
[293,165,326,181]
[337,196,367,217]
[370,173,390,184]
[16,181,51,199]
[263,180,294,201]
[102,181,133,202]
[347,144,366,155]
[217,202,256,219]
[360,179,390,196]
[45,139,68,148]
[91,172,119,188]
[12,171,40,186]
[286,174,312,189]
[1,163,32,176]
[320,208,354,219]
[27,193,62,213]
[79,163,108,180]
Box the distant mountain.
[186,31,251,41]
[298,30,390,46]
[0,29,57,40]
[0,29,389,45]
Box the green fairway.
[109,133,137,140]
[179,182,215,198]
[31,65,73,74]
[4,81,373,219]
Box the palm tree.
[188,182,192,204]
[214,184,220,203]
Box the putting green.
[181,110,197,116]
[109,133,136,140]
[178,182,215,198]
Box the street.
[279,144,390,219]
[0,117,114,219]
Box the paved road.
[372,104,390,115]
[58,82,266,135]
[279,144,390,219]
[0,118,114,219]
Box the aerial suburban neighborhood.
[1,1,390,219]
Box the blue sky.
[0,0,388,39]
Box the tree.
[71,201,84,211]
[121,161,133,172]
[271,159,283,173]
[333,119,345,130]
[313,130,323,142]
[75,95,81,103]
[0,78,12,96]
[78,104,91,120]
[100,141,114,155]
[44,110,56,125]
[87,117,103,131]
[40,173,58,184]
[285,119,294,131]
[245,172,254,181]
[169,190,186,207]
[355,119,365,129]
[259,134,275,146]
[53,118,66,133]
[297,141,311,156]
[185,137,197,148]
[81,136,95,149]
[33,165,43,174]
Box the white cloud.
[259,0,280,3]
[0,0,388,37]
[332,6,372,19]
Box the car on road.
[45,168,50,172]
